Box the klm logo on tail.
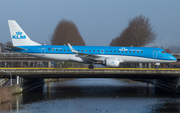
[12,31,26,39]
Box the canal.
[0,78,179,113]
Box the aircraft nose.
[170,55,177,61]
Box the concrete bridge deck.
[0,68,180,79]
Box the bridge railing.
[0,53,32,58]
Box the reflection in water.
[0,78,179,113]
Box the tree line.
[50,15,156,47]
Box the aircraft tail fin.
[8,20,41,46]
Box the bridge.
[0,68,180,79]
[1,68,180,93]
[1,52,180,94]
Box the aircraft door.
[41,48,46,56]
[153,50,157,58]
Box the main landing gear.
[155,65,159,70]
[88,64,94,69]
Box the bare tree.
[167,46,180,53]
[50,19,85,45]
[110,15,157,47]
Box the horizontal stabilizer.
[5,45,27,50]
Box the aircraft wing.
[68,43,106,62]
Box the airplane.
[7,20,177,69]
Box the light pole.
[1,70,12,86]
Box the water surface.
[0,78,179,113]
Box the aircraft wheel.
[88,65,94,69]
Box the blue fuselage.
[13,45,177,63]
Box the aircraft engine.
[102,58,123,68]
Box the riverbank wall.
[0,78,53,104]
[0,84,22,104]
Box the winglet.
[68,43,79,53]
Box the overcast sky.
[0,0,180,47]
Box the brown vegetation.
[0,87,12,104]
[110,14,157,47]
[166,46,180,53]
[50,19,86,45]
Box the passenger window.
[56,49,58,51]
[141,51,143,53]
[78,50,80,52]
[110,51,112,52]
[122,51,123,53]
[52,49,54,51]
[125,51,127,53]
[129,51,131,53]
[82,50,83,52]
[133,51,135,53]
[97,50,99,52]
[162,51,165,53]
[93,50,95,52]
[89,50,91,52]
[48,48,50,51]
[106,50,108,52]
[60,49,62,51]
[85,50,87,52]
[137,51,139,53]
[68,50,69,52]
[114,51,116,52]
[64,50,66,51]
[118,51,120,52]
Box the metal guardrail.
[0,53,31,58]
[0,52,46,61]
[0,79,5,86]
[2,80,10,87]
[171,53,180,55]
[0,67,180,70]
[171,53,180,59]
